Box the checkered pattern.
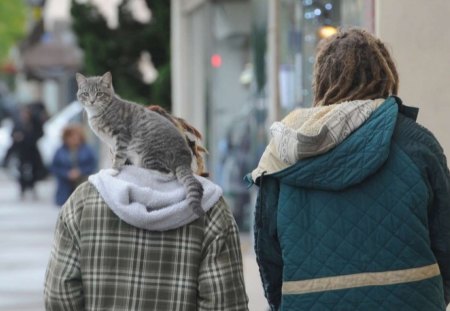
[44,182,248,310]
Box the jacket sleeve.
[51,149,71,180]
[426,138,450,305]
[393,114,450,305]
[198,198,249,311]
[254,176,283,310]
[44,198,84,310]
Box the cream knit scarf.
[251,98,385,181]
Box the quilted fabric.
[274,98,397,190]
[252,97,450,310]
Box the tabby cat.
[75,72,204,216]
[148,105,209,177]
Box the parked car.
[38,101,84,166]
[0,118,14,166]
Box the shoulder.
[52,146,68,161]
[79,143,95,155]
[203,197,238,236]
[394,114,445,155]
[55,146,68,155]
[394,115,442,150]
[59,182,101,227]
[393,114,448,172]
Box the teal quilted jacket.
[251,97,450,310]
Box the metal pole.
[267,0,280,125]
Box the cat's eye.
[97,92,106,97]
[81,92,89,97]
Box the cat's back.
[129,103,180,132]
[99,97,186,146]
[97,96,153,126]
[111,96,143,120]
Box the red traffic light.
[211,54,222,68]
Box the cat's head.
[75,72,114,109]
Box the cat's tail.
[176,165,204,217]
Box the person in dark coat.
[51,124,97,206]
[10,105,47,198]
[249,28,450,310]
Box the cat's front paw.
[105,168,120,176]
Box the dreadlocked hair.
[312,28,399,107]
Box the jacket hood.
[88,165,223,231]
[252,97,399,191]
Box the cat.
[147,105,209,178]
[75,71,204,216]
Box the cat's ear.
[101,71,113,88]
[75,73,87,86]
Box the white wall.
[171,0,208,135]
[376,0,450,155]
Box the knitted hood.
[251,98,385,181]
[251,98,400,190]
[89,165,223,231]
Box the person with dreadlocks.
[248,28,450,310]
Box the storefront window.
[205,0,265,231]
[279,0,374,111]
[202,0,373,231]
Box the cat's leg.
[110,133,129,176]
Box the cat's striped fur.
[76,72,204,216]
[147,105,209,178]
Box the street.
[0,171,268,311]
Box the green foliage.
[0,0,27,64]
[71,0,171,109]
[151,63,171,106]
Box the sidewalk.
[0,171,268,310]
[240,233,269,311]
[0,172,59,311]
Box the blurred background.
[1,0,450,310]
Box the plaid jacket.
[44,182,249,310]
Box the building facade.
[376,0,450,156]
[171,0,450,230]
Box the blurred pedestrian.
[9,105,47,199]
[27,100,49,140]
[50,124,97,206]
[249,28,450,310]
[44,112,249,310]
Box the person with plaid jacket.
[44,122,249,310]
